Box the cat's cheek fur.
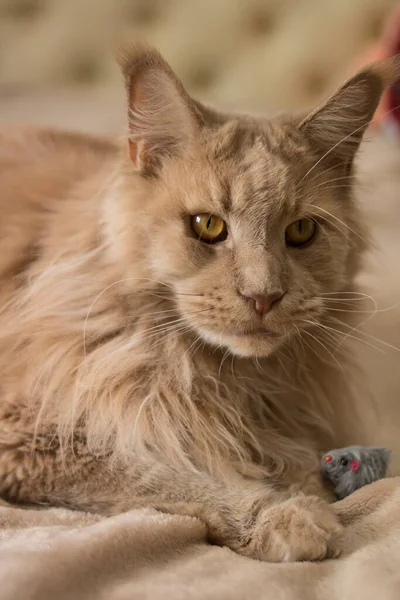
[309,229,352,289]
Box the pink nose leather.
[240,290,284,316]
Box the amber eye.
[285,218,317,248]
[191,214,228,244]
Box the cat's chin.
[197,328,284,358]
[224,334,283,358]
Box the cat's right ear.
[299,56,400,168]
[117,44,202,177]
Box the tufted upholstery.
[0,0,397,131]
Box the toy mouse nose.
[239,290,284,316]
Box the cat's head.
[112,45,399,358]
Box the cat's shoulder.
[0,126,120,279]
[0,124,120,218]
[0,124,119,168]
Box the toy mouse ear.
[299,55,400,167]
[117,44,202,177]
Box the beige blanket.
[1,478,400,600]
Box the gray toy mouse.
[321,446,391,500]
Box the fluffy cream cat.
[0,45,398,562]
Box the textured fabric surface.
[1,478,400,600]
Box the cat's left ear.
[117,44,202,177]
[299,56,400,167]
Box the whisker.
[324,301,400,314]
[230,355,237,383]
[317,297,371,303]
[304,204,369,246]
[150,291,204,298]
[301,326,345,372]
[124,309,212,341]
[291,324,308,359]
[218,348,231,379]
[83,277,140,360]
[314,184,356,192]
[299,102,400,186]
[145,323,194,354]
[327,315,400,353]
[298,120,379,185]
[177,334,203,367]
[319,292,382,312]
[86,309,212,367]
[317,320,387,355]
[276,352,291,379]
[301,209,354,243]
[321,291,376,297]
[82,276,196,359]
[305,161,356,186]
[306,175,358,196]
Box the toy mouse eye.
[340,457,349,467]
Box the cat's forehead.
[206,118,310,218]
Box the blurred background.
[0,0,398,134]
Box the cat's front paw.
[242,496,342,562]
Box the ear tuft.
[116,43,174,89]
[299,55,400,166]
[117,43,201,176]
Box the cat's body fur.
[0,47,398,562]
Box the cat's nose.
[239,290,284,316]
